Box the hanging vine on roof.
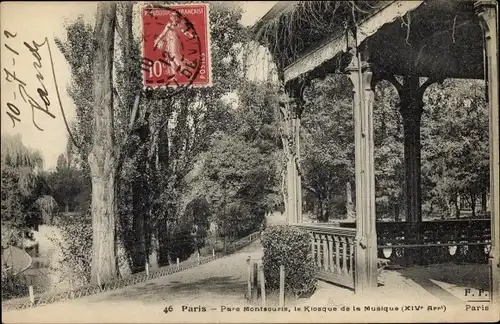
[254,1,390,69]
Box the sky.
[0,1,277,170]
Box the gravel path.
[3,239,496,323]
[3,240,264,323]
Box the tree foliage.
[190,134,272,238]
[185,80,281,240]
[301,74,354,221]
[48,213,93,286]
[422,79,489,218]
[55,2,275,276]
[300,75,488,222]
[1,134,47,247]
[141,2,253,264]
[373,81,405,220]
[46,153,90,213]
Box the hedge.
[261,225,317,297]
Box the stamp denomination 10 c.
[141,3,211,88]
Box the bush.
[261,225,317,297]
[167,227,196,263]
[49,212,92,286]
[1,270,28,300]
[184,197,211,253]
[158,224,197,266]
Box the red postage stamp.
[141,3,211,88]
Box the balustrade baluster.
[327,235,334,272]
[323,234,329,271]
[311,233,316,260]
[341,236,348,275]
[316,234,321,268]
[294,225,358,289]
[348,237,354,275]
[334,235,341,274]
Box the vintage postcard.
[1,1,499,323]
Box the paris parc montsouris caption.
[163,304,459,314]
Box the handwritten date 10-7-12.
[3,29,55,131]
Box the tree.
[190,129,276,240]
[54,17,95,218]
[143,2,252,263]
[1,134,45,247]
[57,2,254,272]
[47,153,87,213]
[289,71,486,224]
[87,2,118,284]
[233,81,282,211]
[373,81,404,221]
[182,78,281,242]
[36,195,59,225]
[422,79,489,219]
[301,74,354,222]
[183,197,211,254]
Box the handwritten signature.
[2,30,80,149]
[3,30,55,131]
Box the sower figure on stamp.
[154,11,185,76]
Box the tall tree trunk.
[130,116,149,274]
[318,198,323,222]
[158,216,169,266]
[445,195,452,218]
[131,173,146,272]
[281,167,287,217]
[470,190,477,219]
[454,194,460,219]
[481,191,487,214]
[346,182,354,219]
[118,1,150,273]
[89,2,117,285]
[131,121,150,271]
[121,2,134,105]
[394,202,400,222]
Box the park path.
[4,234,492,323]
[3,240,264,323]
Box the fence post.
[28,285,35,304]
[259,262,266,306]
[252,262,258,303]
[246,256,251,299]
[279,265,285,307]
[70,278,75,299]
[176,258,180,270]
[97,272,102,290]
[27,275,35,304]
[145,261,150,276]
[197,251,200,265]
[212,248,215,258]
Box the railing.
[2,253,220,312]
[2,234,261,312]
[337,219,491,265]
[296,224,356,289]
[228,231,261,252]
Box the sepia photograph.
[1,1,499,323]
